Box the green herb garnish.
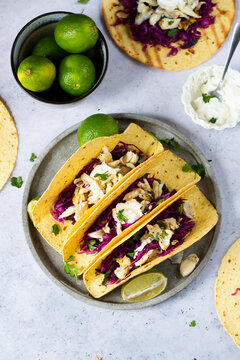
[132,230,144,242]
[168,28,178,37]
[116,209,128,223]
[182,38,199,49]
[78,0,90,3]
[157,221,167,229]
[11,176,23,188]
[178,203,184,214]
[189,320,196,327]
[94,171,109,181]
[52,224,59,235]
[29,153,37,162]
[157,198,165,205]
[63,256,78,280]
[100,220,106,225]
[209,117,217,123]
[159,138,180,150]
[88,239,96,251]
[95,268,102,274]
[102,269,111,285]
[202,93,212,103]
[66,215,75,221]
[182,162,205,178]
[127,252,135,259]
[156,178,161,184]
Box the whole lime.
[54,14,99,53]
[77,114,119,146]
[58,54,96,96]
[17,55,56,92]
[32,35,67,62]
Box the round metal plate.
[22,114,221,309]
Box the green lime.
[27,196,40,222]
[54,14,99,53]
[77,114,119,146]
[17,55,56,92]
[121,269,168,302]
[32,35,67,62]
[58,54,96,96]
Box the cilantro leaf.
[160,137,180,150]
[189,320,196,327]
[209,117,217,123]
[157,198,165,205]
[182,38,199,49]
[63,256,78,280]
[94,171,109,181]
[116,209,128,223]
[202,93,212,103]
[52,224,59,235]
[127,252,135,259]
[102,269,111,285]
[11,176,23,188]
[29,153,37,162]
[78,0,90,3]
[178,203,184,214]
[88,239,97,251]
[182,163,205,178]
[157,221,167,229]
[168,28,178,37]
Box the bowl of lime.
[11,12,108,105]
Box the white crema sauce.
[182,65,240,130]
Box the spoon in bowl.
[206,22,240,102]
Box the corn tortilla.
[102,0,235,71]
[0,100,18,191]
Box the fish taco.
[83,185,218,298]
[31,123,163,253]
[62,150,201,274]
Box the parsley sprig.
[189,320,196,327]
[63,256,78,280]
[52,224,59,235]
[116,209,128,223]
[11,176,23,188]
[202,93,212,103]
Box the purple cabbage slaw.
[98,198,195,285]
[114,0,216,56]
[79,175,175,255]
[51,142,144,223]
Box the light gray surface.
[0,0,240,359]
[22,114,221,309]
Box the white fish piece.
[80,173,104,205]
[58,206,76,219]
[134,238,152,258]
[135,249,159,267]
[140,0,158,6]
[159,17,181,29]
[135,11,153,25]
[90,162,119,181]
[152,180,163,199]
[88,229,105,239]
[179,5,200,18]
[98,146,113,163]
[159,229,174,250]
[122,151,139,165]
[163,217,179,230]
[112,199,144,225]
[114,265,130,280]
[74,201,88,221]
[180,254,199,277]
[117,256,132,268]
[123,188,150,201]
[183,200,195,218]
[107,159,121,168]
[137,178,152,192]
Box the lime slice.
[27,196,40,222]
[121,269,168,303]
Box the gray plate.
[22,114,221,310]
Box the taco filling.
[51,142,147,223]
[73,175,176,257]
[96,197,195,285]
[115,0,215,56]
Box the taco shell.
[62,150,201,273]
[31,123,163,253]
[84,185,218,298]
[102,0,235,71]
[215,238,240,348]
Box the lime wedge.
[121,269,168,303]
[27,196,40,222]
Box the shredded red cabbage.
[231,288,240,296]
[51,142,144,222]
[99,197,195,285]
[115,0,216,56]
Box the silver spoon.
[207,22,240,102]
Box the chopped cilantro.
[29,153,37,162]
[88,239,96,251]
[78,0,90,3]
[182,38,199,49]
[182,163,205,178]
[178,203,184,214]
[156,178,161,184]
[157,198,165,205]
[168,28,178,37]
[102,269,111,285]
[132,230,143,243]
[63,256,78,280]
[157,221,167,229]
[116,209,128,223]
[127,252,135,259]
[95,268,102,274]
[100,220,106,225]
[202,93,212,103]
[11,176,23,188]
[209,117,217,123]
[52,224,59,235]
[66,215,75,221]
[189,320,196,327]
[94,171,109,181]
[208,159,212,162]
[160,138,180,150]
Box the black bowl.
[11,11,109,105]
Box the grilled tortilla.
[102,0,235,71]
[84,185,218,298]
[31,123,163,253]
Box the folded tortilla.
[31,123,163,253]
[62,150,201,273]
[84,185,218,298]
